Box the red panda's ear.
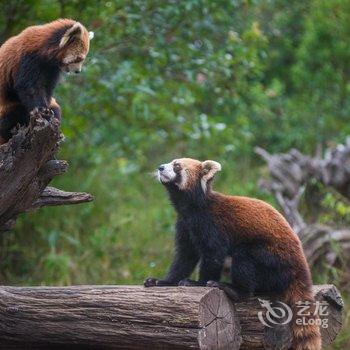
[201,160,221,192]
[59,22,84,48]
[201,160,221,179]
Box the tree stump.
[0,110,93,231]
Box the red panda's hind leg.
[29,98,61,122]
[0,104,28,143]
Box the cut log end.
[199,288,242,350]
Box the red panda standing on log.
[0,19,90,144]
[145,158,322,350]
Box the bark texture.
[0,284,342,349]
[0,285,242,350]
[0,109,93,231]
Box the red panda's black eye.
[173,163,181,172]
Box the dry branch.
[0,284,342,350]
[0,110,93,231]
[255,141,350,264]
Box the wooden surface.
[0,284,342,349]
[0,109,93,231]
[313,285,343,346]
[0,285,242,350]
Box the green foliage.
[0,1,349,347]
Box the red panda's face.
[58,22,90,74]
[157,158,221,192]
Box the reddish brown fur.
[0,19,89,144]
[173,158,203,189]
[160,158,322,350]
[1,19,72,104]
[211,195,321,349]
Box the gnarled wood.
[0,284,342,349]
[255,142,350,265]
[0,110,93,231]
[32,187,93,209]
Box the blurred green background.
[0,0,349,348]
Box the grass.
[0,151,266,285]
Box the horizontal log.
[0,285,242,350]
[0,285,342,350]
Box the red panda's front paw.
[37,107,55,120]
[29,107,40,118]
[30,107,54,120]
[144,278,178,287]
[144,277,158,287]
[206,280,221,288]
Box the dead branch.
[0,110,93,231]
[255,140,350,266]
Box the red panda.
[145,158,322,350]
[0,19,90,145]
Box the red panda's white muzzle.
[157,162,176,184]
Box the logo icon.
[258,299,293,328]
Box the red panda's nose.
[158,165,165,172]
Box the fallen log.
[0,284,342,349]
[0,109,93,231]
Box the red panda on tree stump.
[0,19,90,145]
[145,158,322,350]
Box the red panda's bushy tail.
[285,282,322,350]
